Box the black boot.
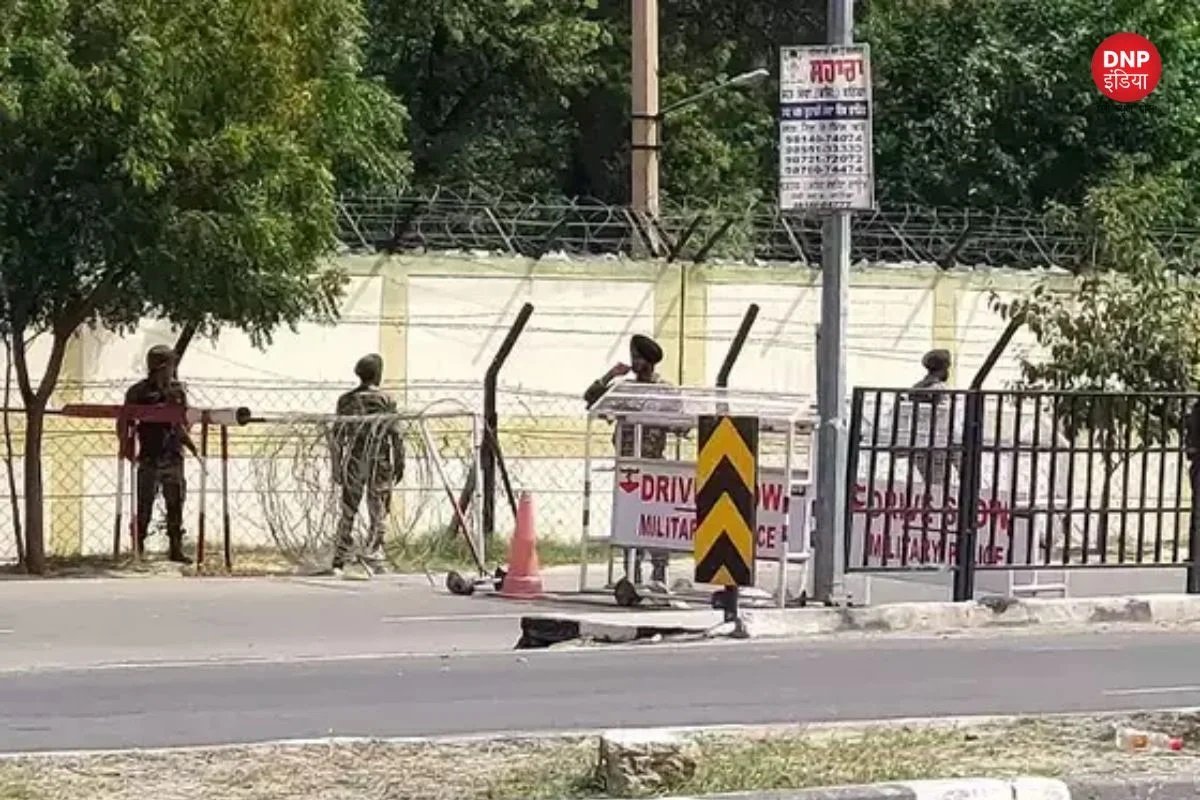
[168,538,193,565]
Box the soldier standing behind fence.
[330,353,405,576]
[585,334,678,587]
[908,349,959,494]
[123,345,196,564]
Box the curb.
[619,776,1199,800]
[1064,776,1200,800]
[517,594,1200,647]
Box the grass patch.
[385,532,579,575]
[0,780,34,800]
[1,536,580,581]
[2,713,1199,800]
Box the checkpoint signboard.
[779,44,875,212]
[610,458,810,561]
[847,480,1030,569]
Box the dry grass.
[2,712,1200,800]
[0,539,581,581]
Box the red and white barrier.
[58,401,253,567]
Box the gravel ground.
[2,711,1200,800]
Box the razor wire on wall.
[336,189,1200,270]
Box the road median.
[2,710,1199,800]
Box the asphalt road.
[5,630,1200,753]
[0,574,587,672]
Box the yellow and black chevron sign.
[694,414,758,587]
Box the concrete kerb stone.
[1063,776,1200,800]
[516,595,1200,647]
[604,776,1199,800]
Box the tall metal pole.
[631,0,660,216]
[813,0,854,605]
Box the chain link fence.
[0,379,610,571]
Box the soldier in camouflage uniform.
[910,349,951,402]
[585,334,678,585]
[124,345,196,564]
[908,348,958,493]
[330,353,405,574]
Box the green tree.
[0,0,409,574]
[362,0,826,204]
[364,0,608,196]
[655,0,821,207]
[865,0,1200,210]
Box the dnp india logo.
[1091,32,1162,103]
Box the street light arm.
[659,68,769,118]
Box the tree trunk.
[11,328,71,576]
[22,400,45,574]
[3,342,23,568]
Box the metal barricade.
[846,387,1199,600]
[579,383,817,608]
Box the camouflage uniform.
[585,335,679,584]
[584,373,674,459]
[331,362,404,570]
[908,349,958,492]
[125,358,191,562]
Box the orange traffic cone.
[499,492,544,600]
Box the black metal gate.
[844,386,1200,600]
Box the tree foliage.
[0,0,408,572]
[866,0,1200,210]
[364,0,610,196]
[357,0,1200,212]
[994,166,1200,406]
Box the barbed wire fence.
[0,380,607,573]
[336,188,1200,270]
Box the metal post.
[716,304,760,388]
[112,425,129,561]
[220,425,231,570]
[813,0,854,606]
[716,304,761,618]
[129,453,139,562]
[954,392,984,601]
[814,226,850,602]
[631,0,660,217]
[482,303,533,536]
[197,417,209,565]
[471,413,485,567]
[580,414,594,592]
[948,314,1023,601]
[1189,460,1200,594]
[778,422,795,609]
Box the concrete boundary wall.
[2,254,1072,557]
